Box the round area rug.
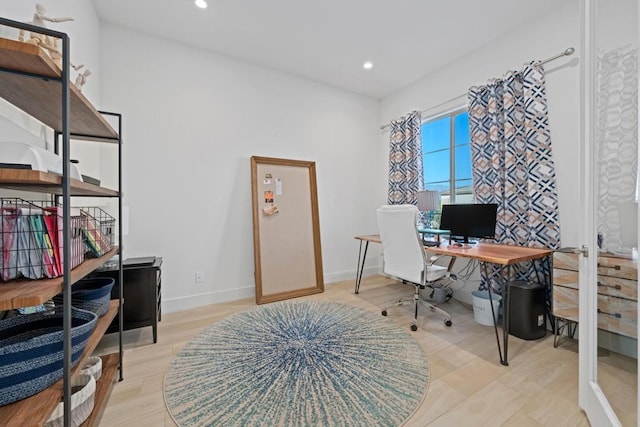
[164,300,429,426]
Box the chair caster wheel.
[381,310,387,316]
[444,319,452,327]
[411,324,418,331]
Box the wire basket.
[78,207,115,258]
[0,199,85,281]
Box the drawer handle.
[598,263,621,270]
[597,281,622,290]
[597,308,622,319]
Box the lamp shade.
[416,190,439,212]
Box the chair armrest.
[428,254,458,278]
[428,255,441,264]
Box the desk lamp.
[416,190,440,246]
[417,190,439,226]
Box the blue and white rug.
[164,300,429,426]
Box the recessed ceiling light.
[195,0,208,9]
[363,61,373,70]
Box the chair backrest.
[376,204,426,284]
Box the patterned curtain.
[388,111,424,205]
[468,63,560,290]
[596,46,638,254]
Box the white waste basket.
[471,290,501,326]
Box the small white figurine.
[19,4,74,68]
[31,3,73,27]
[74,68,92,91]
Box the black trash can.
[508,280,546,340]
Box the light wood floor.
[95,275,636,426]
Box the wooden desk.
[425,241,552,266]
[354,235,553,365]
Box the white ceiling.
[93,0,562,99]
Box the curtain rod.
[380,46,575,130]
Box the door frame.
[578,0,634,425]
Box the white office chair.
[377,204,454,331]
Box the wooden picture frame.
[251,156,324,304]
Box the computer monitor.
[439,203,498,245]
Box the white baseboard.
[163,286,255,314]
[163,266,383,315]
[323,265,380,284]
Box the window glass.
[421,117,450,152]
[454,112,470,145]
[454,145,472,181]
[423,150,450,184]
[422,110,471,203]
[454,179,474,203]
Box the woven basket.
[0,307,97,406]
[45,373,96,427]
[54,277,115,317]
[80,356,102,381]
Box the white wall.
[99,24,381,313]
[379,1,581,304]
[0,1,103,182]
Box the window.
[422,109,472,205]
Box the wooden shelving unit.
[0,19,124,427]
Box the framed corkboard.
[251,156,324,304]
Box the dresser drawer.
[552,286,637,339]
[598,294,637,339]
[597,275,638,300]
[554,251,579,271]
[553,268,578,290]
[552,285,578,322]
[597,256,637,281]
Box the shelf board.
[0,37,119,142]
[0,36,59,78]
[0,168,119,196]
[0,301,120,426]
[0,247,120,310]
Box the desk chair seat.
[377,204,454,331]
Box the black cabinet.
[94,257,162,343]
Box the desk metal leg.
[483,262,508,366]
[484,256,552,367]
[482,262,510,366]
[502,264,512,366]
[354,240,369,294]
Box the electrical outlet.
[195,271,205,283]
